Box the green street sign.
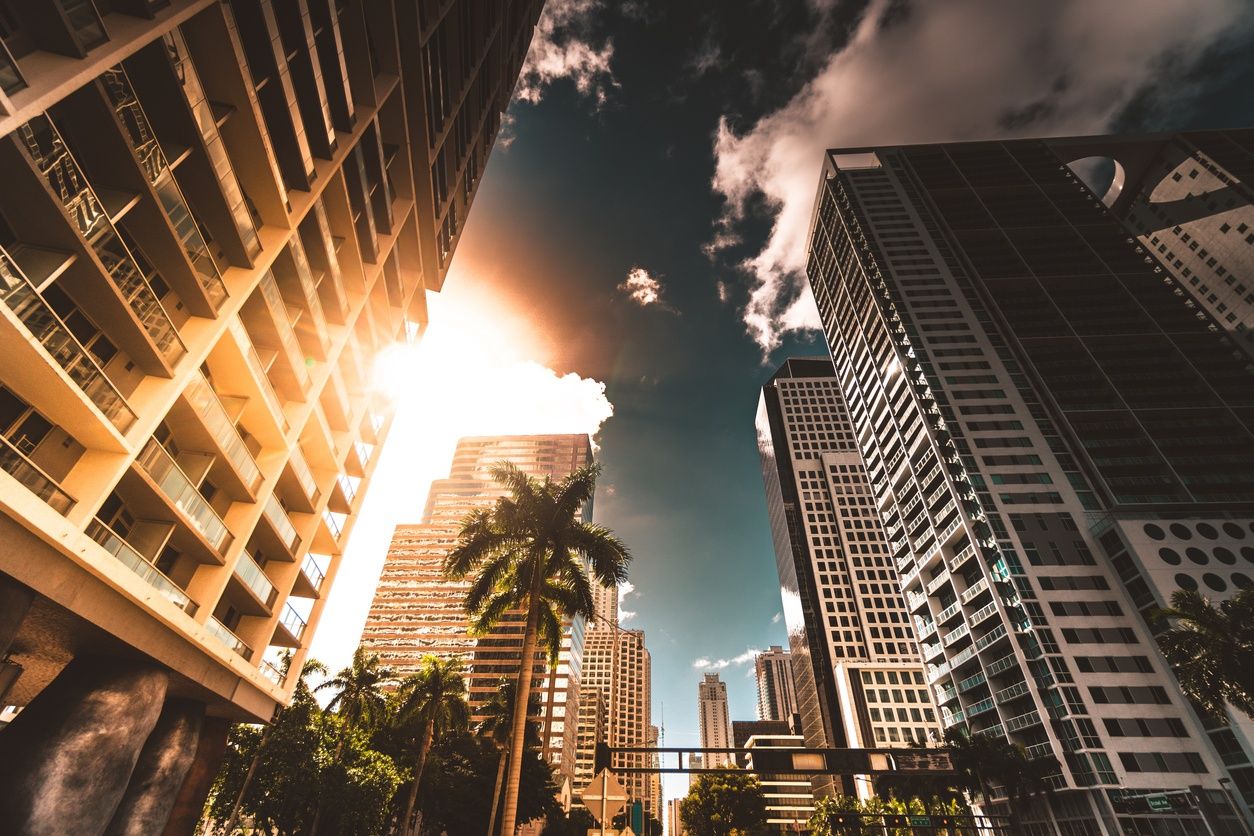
[910,816,932,826]
[1147,795,1171,811]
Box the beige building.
[697,672,734,768]
[360,435,593,792]
[0,1,541,832]
[754,645,798,723]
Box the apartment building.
[806,133,1254,831]
[0,1,541,832]
[697,672,734,768]
[361,434,592,792]
[754,645,798,723]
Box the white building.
[698,672,734,767]
[755,646,799,723]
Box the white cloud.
[515,0,615,107]
[617,266,676,312]
[693,647,761,670]
[771,611,782,624]
[710,0,1254,353]
[618,580,638,622]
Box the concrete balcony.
[260,494,301,558]
[133,438,234,559]
[179,370,263,498]
[85,519,196,614]
[292,552,326,598]
[273,601,306,647]
[0,432,76,515]
[231,550,278,614]
[206,616,253,661]
[280,444,320,512]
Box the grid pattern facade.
[757,358,938,767]
[0,0,539,724]
[755,645,798,723]
[808,137,1254,831]
[698,672,733,767]
[361,434,592,785]
[574,626,653,817]
[744,734,816,831]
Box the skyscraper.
[757,358,940,772]
[806,132,1254,831]
[574,624,654,819]
[0,0,541,831]
[754,645,799,723]
[361,435,593,790]
[697,672,734,767]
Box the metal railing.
[235,551,277,609]
[263,494,301,554]
[300,553,326,593]
[323,509,344,540]
[280,602,306,640]
[0,246,137,432]
[206,616,253,660]
[0,433,75,514]
[259,272,309,385]
[184,372,262,493]
[87,519,196,613]
[287,445,320,503]
[231,318,287,425]
[136,439,233,553]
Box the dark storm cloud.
[708,0,1254,352]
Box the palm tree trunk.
[219,721,275,835]
[402,719,435,836]
[499,565,546,836]
[487,749,507,836]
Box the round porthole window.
[1159,548,1181,565]
[1215,547,1236,565]
[1197,523,1219,540]
[1203,573,1227,592]
[1144,523,1166,541]
[1185,548,1208,565]
[1170,523,1193,540]
[1234,573,1253,590]
[1175,573,1198,591]
[1242,547,1254,564]
[1223,522,1245,539]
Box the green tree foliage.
[542,807,598,836]
[1154,588,1254,717]
[679,768,768,836]
[944,728,1057,835]
[393,655,471,835]
[809,795,970,836]
[444,460,631,836]
[416,731,559,835]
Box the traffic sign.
[583,769,628,824]
[1147,795,1171,811]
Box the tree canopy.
[680,768,768,836]
[1154,588,1254,717]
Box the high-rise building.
[697,672,734,767]
[361,435,593,791]
[574,625,653,818]
[668,798,686,836]
[573,686,607,802]
[757,358,940,780]
[806,133,1254,831]
[0,0,541,830]
[743,732,816,832]
[647,724,663,827]
[592,579,618,626]
[754,645,798,723]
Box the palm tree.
[476,679,543,836]
[394,654,470,836]
[944,728,1055,835]
[309,647,395,835]
[998,745,1057,836]
[1154,588,1254,717]
[444,461,631,836]
[219,654,326,835]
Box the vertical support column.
[161,716,231,836]
[105,700,205,836]
[0,572,34,655]
[0,656,169,836]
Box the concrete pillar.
[161,716,230,836]
[0,656,169,836]
[0,572,34,656]
[105,699,205,836]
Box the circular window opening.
[1243,547,1254,564]
[1234,573,1253,590]
[1065,156,1126,208]
[1203,573,1227,592]
[1215,547,1237,565]
[1175,573,1198,591]
[1197,523,1219,540]
[1159,548,1182,565]
[1144,523,1166,541]
[1186,547,1208,565]
[1170,523,1193,540]
[1224,523,1246,539]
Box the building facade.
[698,672,734,768]
[574,623,654,820]
[0,0,541,831]
[756,357,940,788]
[744,732,817,832]
[806,133,1254,831]
[361,434,592,790]
[754,645,798,723]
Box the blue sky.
[312,0,1254,817]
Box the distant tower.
[697,673,734,767]
[591,580,618,627]
[754,646,798,722]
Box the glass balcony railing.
[259,658,284,684]
[87,519,196,614]
[355,440,374,468]
[323,509,343,540]
[337,473,359,505]
[0,247,136,432]
[0,40,26,95]
[207,616,253,661]
[288,238,329,349]
[259,272,309,385]
[184,371,262,493]
[300,553,326,594]
[58,0,109,51]
[230,318,286,426]
[0,434,75,514]
[235,551,277,609]
[287,446,319,503]
[263,494,301,554]
[280,602,306,641]
[136,438,233,553]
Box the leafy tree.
[417,732,559,835]
[309,717,406,836]
[445,461,631,836]
[542,806,597,836]
[1154,588,1254,717]
[680,768,768,836]
[809,795,969,836]
[944,728,1056,835]
[611,808,663,836]
[393,654,470,835]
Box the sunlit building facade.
[755,645,798,723]
[698,672,734,768]
[362,434,592,791]
[807,134,1254,832]
[0,0,541,831]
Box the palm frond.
[568,522,631,586]
[555,462,601,521]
